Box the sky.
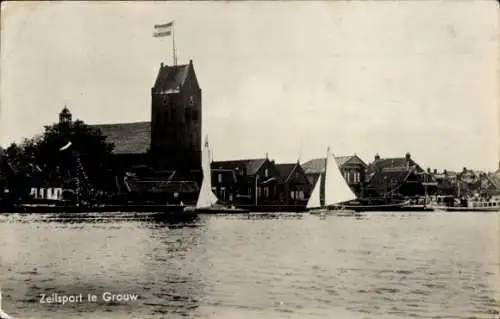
[1,1,499,171]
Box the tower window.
[162,95,169,105]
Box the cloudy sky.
[1,1,498,171]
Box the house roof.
[275,163,297,181]
[153,63,190,93]
[302,155,365,174]
[368,158,412,172]
[90,122,150,154]
[212,159,267,176]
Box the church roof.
[90,122,150,154]
[153,63,190,93]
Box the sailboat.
[307,147,358,215]
[191,136,249,214]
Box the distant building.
[364,153,437,199]
[302,154,367,196]
[210,169,239,203]
[89,60,202,173]
[275,161,312,205]
[212,158,281,205]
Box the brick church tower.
[150,60,202,172]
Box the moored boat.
[430,196,500,212]
[341,199,429,212]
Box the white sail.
[196,137,218,209]
[324,151,357,206]
[306,174,322,209]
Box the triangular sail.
[325,151,357,206]
[196,137,218,209]
[306,174,322,209]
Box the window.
[192,133,197,148]
[257,187,262,197]
[299,191,304,200]
[264,187,269,198]
[220,187,226,200]
[218,174,222,183]
[354,172,360,183]
[290,191,295,199]
[192,110,198,121]
[265,169,269,178]
[185,108,190,121]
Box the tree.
[2,138,42,203]
[36,120,115,188]
[4,119,115,198]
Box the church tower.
[59,106,72,124]
[150,60,202,172]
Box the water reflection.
[0,212,498,319]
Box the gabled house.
[211,157,281,205]
[275,161,312,205]
[211,169,239,203]
[302,154,367,196]
[364,153,437,199]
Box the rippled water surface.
[0,212,498,318]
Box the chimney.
[374,153,380,161]
[189,59,193,65]
[160,62,164,68]
[434,169,437,174]
[405,152,411,161]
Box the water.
[0,212,498,319]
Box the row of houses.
[2,142,500,206]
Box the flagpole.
[172,21,177,65]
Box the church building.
[90,59,202,173]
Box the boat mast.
[323,146,330,208]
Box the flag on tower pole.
[153,21,177,65]
[153,22,173,37]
